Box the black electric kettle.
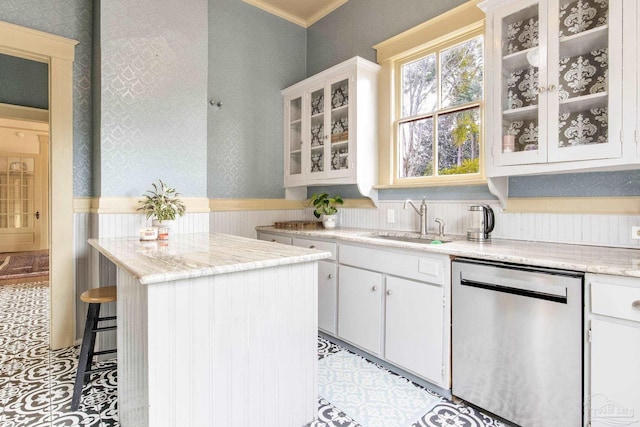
[467,204,495,241]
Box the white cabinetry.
[338,244,450,388]
[385,276,444,383]
[338,264,383,355]
[282,57,380,201]
[586,274,640,427]
[481,0,624,179]
[292,237,338,335]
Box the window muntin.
[397,34,484,181]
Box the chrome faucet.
[435,218,445,239]
[403,198,428,236]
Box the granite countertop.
[256,226,640,278]
[89,232,331,285]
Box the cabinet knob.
[309,245,316,249]
[632,300,640,310]
[371,286,377,292]
[538,86,546,93]
[328,274,334,279]
[270,239,276,242]
[548,84,556,92]
[386,290,393,295]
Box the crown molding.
[241,0,348,28]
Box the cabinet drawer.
[257,232,292,245]
[592,281,640,323]
[292,238,336,260]
[339,244,446,285]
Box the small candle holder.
[502,134,515,153]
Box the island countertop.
[89,232,331,285]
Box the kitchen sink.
[365,233,451,244]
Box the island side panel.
[117,270,150,427]
[146,261,319,427]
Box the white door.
[385,276,444,385]
[590,319,640,427]
[318,260,337,335]
[337,264,383,355]
[0,151,43,252]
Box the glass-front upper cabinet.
[484,0,622,168]
[282,57,379,195]
[285,95,303,184]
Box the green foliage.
[439,158,480,175]
[309,193,344,218]
[137,180,186,221]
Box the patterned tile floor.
[1,281,504,427]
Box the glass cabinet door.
[286,96,303,180]
[496,0,546,166]
[549,0,620,162]
[328,76,350,176]
[309,85,326,178]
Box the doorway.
[0,116,49,253]
[0,20,77,350]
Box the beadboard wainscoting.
[340,201,640,249]
[209,201,640,249]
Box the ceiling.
[242,0,349,28]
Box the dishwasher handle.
[460,278,568,304]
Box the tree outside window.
[398,35,484,179]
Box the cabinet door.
[284,94,304,185]
[490,0,547,167]
[325,72,353,179]
[308,83,327,180]
[338,264,383,355]
[590,319,640,427]
[547,0,622,163]
[385,276,444,385]
[318,261,337,335]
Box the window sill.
[374,178,488,189]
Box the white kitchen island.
[88,233,330,427]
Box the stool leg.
[71,302,100,411]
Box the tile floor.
[1,281,505,427]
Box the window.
[396,34,484,181]
[373,0,485,187]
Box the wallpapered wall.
[307,0,639,199]
[96,0,208,197]
[0,0,93,197]
[207,0,307,199]
[0,54,48,109]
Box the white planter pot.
[321,214,337,229]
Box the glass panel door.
[498,1,545,165]
[309,86,325,177]
[329,78,350,173]
[0,155,36,230]
[287,96,303,179]
[550,0,620,162]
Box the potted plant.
[138,180,186,239]
[310,192,343,229]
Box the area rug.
[0,252,49,280]
[318,350,441,427]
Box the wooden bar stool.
[71,286,117,411]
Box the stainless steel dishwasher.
[452,258,584,427]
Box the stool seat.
[81,286,117,304]
[72,285,118,411]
